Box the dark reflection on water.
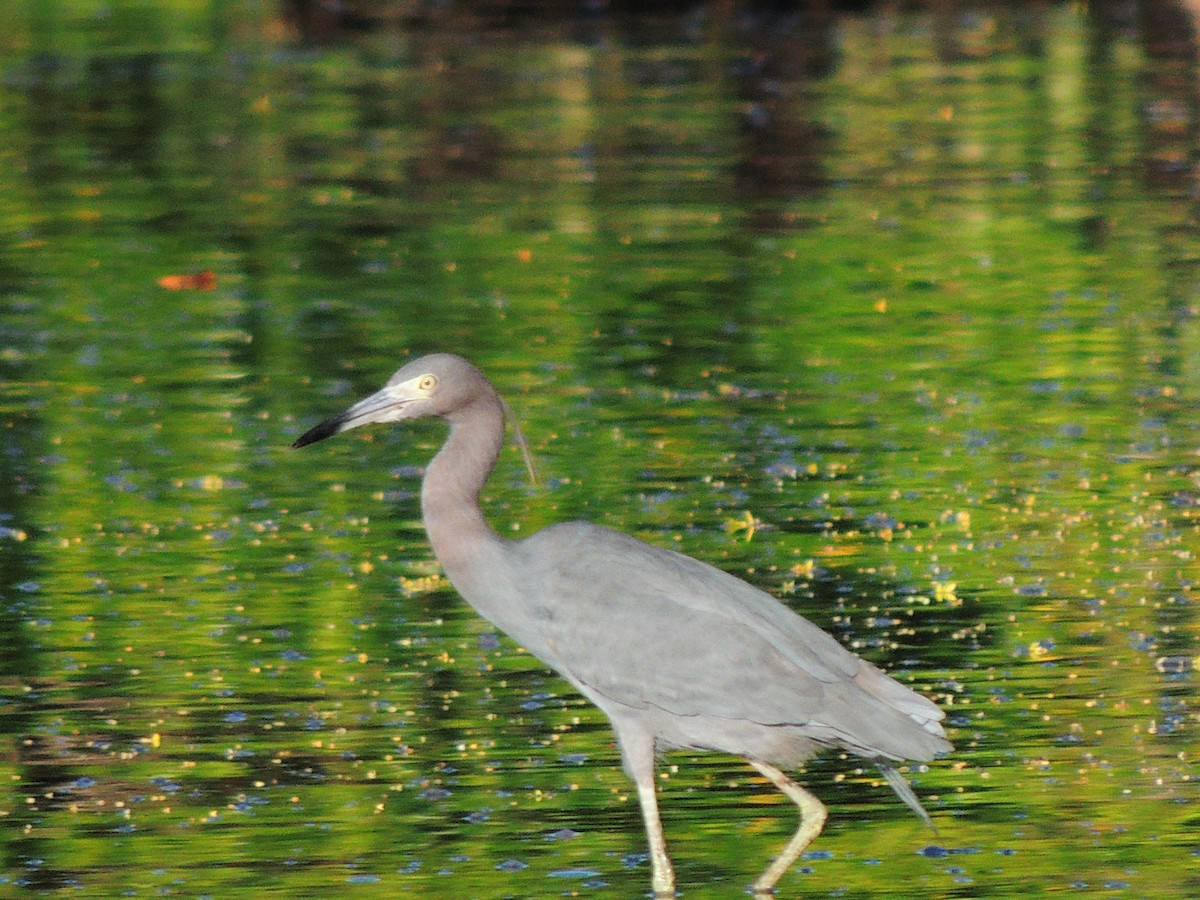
[0,1,1199,897]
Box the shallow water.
[0,1,1198,897]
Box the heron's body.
[294,353,951,897]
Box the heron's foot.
[751,874,781,895]
[652,868,681,897]
[648,845,674,897]
[743,758,828,896]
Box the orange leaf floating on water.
[157,271,217,291]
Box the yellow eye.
[417,374,437,392]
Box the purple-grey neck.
[421,392,508,588]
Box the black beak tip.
[292,414,346,449]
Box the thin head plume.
[501,397,538,488]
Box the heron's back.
[513,521,950,765]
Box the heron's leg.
[620,730,674,898]
[745,758,827,896]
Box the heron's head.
[292,353,493,448]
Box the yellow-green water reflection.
[0,2,1197,897]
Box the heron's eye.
[417,374,437,392]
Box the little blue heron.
[293,353,951,897]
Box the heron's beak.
[292,383,419,448]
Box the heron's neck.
[421,395,507,579]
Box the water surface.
[0,2,1198,897]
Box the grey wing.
[520,522,949,762]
